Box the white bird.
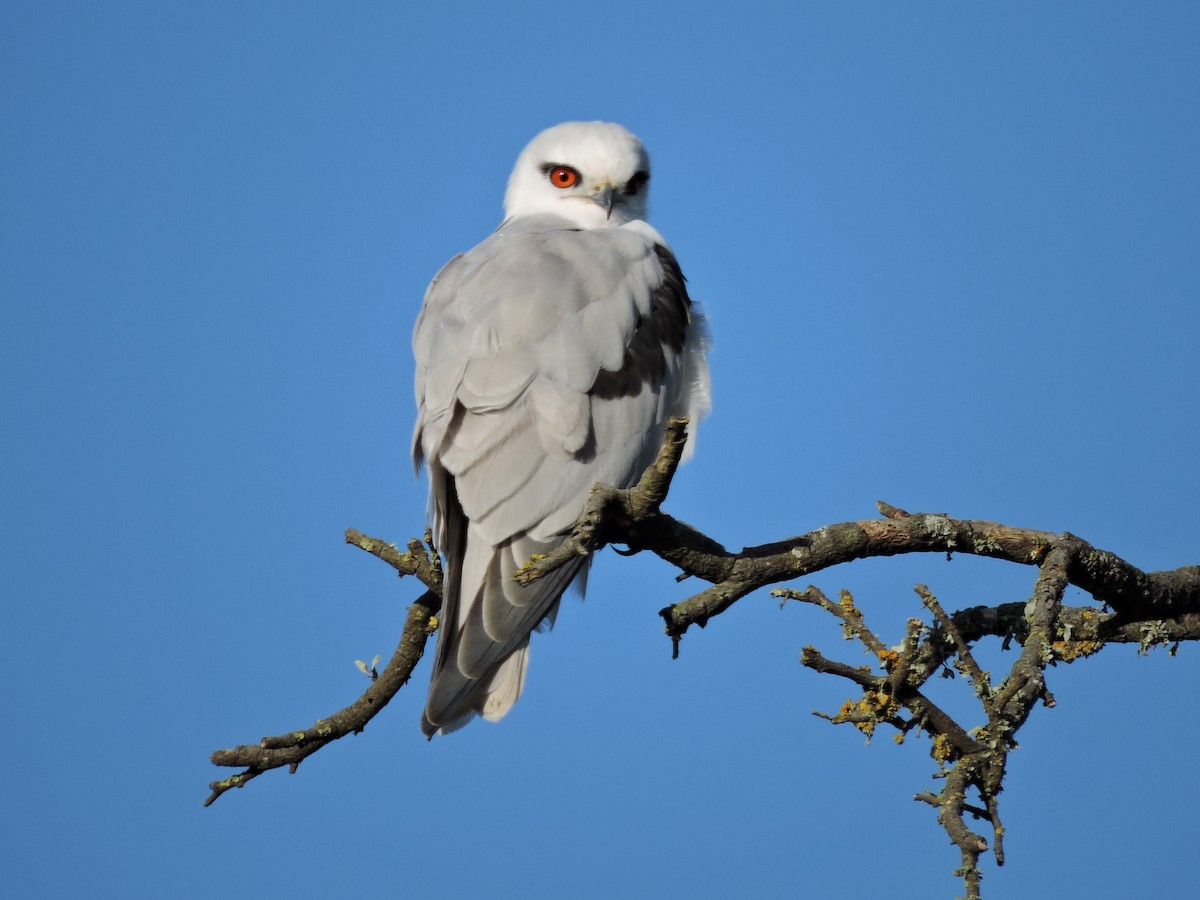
[412,121,710,736]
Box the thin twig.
[205,538,441,806]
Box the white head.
[503,121,651,228]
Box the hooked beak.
[589,182,615,219]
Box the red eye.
[549,166,579,188]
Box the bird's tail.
[421,528,584,737]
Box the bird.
[412,121,710,736]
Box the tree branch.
[204,535,442,806]
[205,422,1200,900]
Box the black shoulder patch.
[590,245,691,400]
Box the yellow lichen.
[860,690,897,718]
[932,733,954,763]
[1051,639,1103,661]
[837,591,864,640]
[875,648,901,671]
[827,688,902,741]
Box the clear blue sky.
[4,3,1198,898]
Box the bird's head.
[503,121,651,228]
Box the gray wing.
[413,215,707,735]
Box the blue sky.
[4,2,1198,898]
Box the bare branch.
[917,584,995,712]
[205,536,442,806]
[656,511,1200,646]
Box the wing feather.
[413,213,709,735]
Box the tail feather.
[421,523,584,737]
[480,640,529,722]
